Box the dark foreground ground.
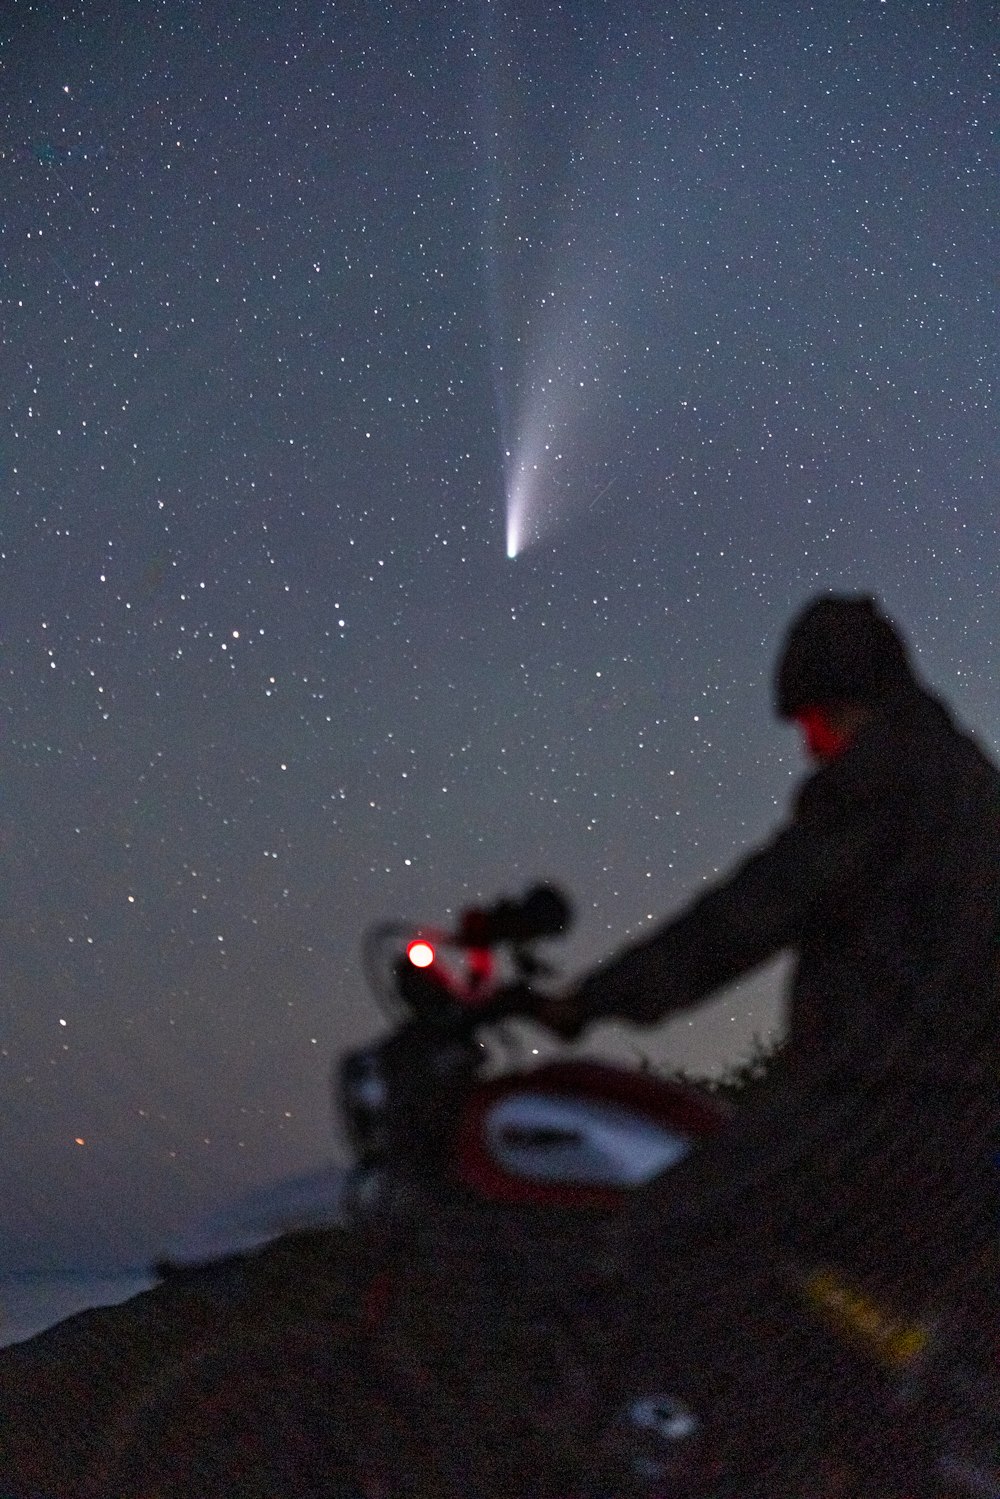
[0,1228,360,1499]
[0,1215,612,1499]
[0,1214,988,1499]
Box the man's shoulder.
[903,689,1000,785]
[794,687,1000,819]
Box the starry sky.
[1,1,996,1276]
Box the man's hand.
[534,989,589,1041]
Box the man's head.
[775,595,916,762]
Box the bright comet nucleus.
[504,417,547,559]
[506,506,519,558]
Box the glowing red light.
[407,940,435,969]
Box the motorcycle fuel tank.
[456,1061,727,1209]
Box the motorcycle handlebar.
[442,981,588,1044]
[362,885,574,1026]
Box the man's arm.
[571,835,801,1027]
[572,734,906,1028]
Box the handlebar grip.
[474,985,586,1040]
[463,981,540,1025]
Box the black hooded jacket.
[579,683,1000,1104]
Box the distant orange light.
[74,1137,85,1146]
[407,940,435,968]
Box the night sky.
[1,1,996,1277]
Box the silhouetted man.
[551,594,1000,1491]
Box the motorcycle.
[88,885,1000,1499]
[336,882,730,1223]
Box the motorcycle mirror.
[457,884,572,947]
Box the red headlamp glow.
[794,707,852,762]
